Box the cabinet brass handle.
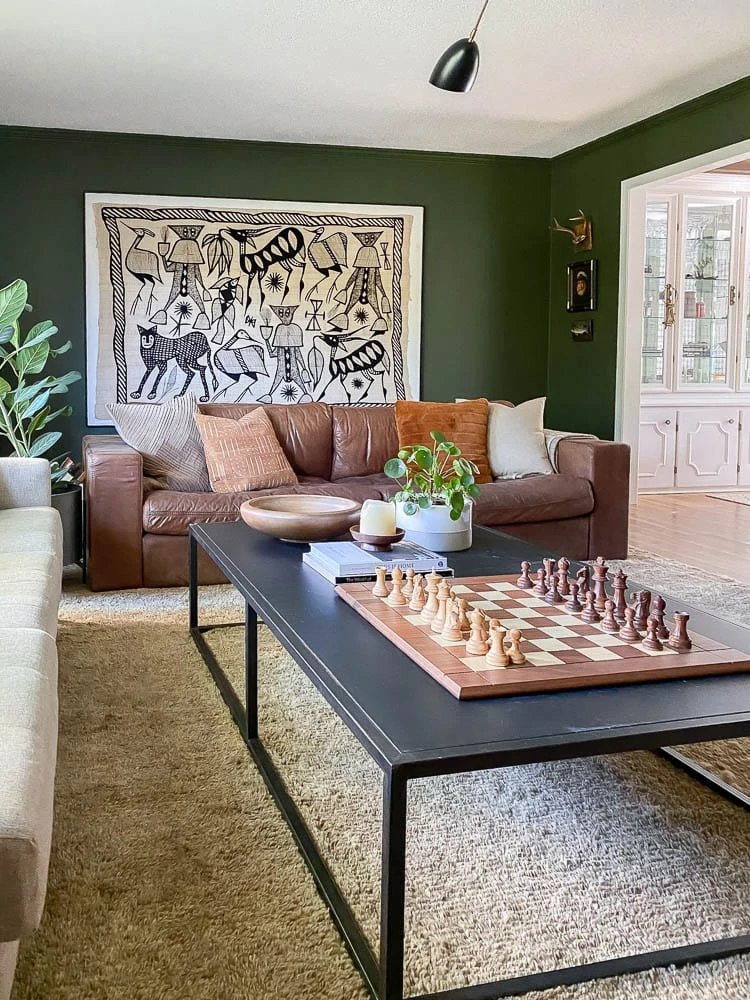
[663,283,676,328]
[730,284,737,306]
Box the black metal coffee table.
[189,522,750,1000]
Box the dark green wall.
[0,126,551,457]
[547,77,750,438]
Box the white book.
[302,551,454,585]
[307,540,449,576]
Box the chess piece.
[633,590,651,632]
[652,595,669,640]
[581,589,601,624]
[421,571,441,622]
[576,565,590,596]
[517,561,533,589]
[556,557,570,597]
[431,580,452,632]
[601,599,619,633]
[643,616,663,652]
[618,606,641,641]
[456,598,471,636]
[533,567,547,596]
[485,621,509,668]
[466,609,490,655]
[543,558,556,587]
[409,574,426,612]
[545,571,563,604]
[372,565,389,598]
[612,569,628,625]
[565,581,583,613]
[403,568,415,598]
[668,612,692,651]
[387,566,408,606]
[592,556,609,612]
[441,604,463,641]
[508,628,526,666]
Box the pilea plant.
[384,430,481,520]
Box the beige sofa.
[0,459,62,1000]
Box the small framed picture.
[567,260,597,312]
[571,319,593,342]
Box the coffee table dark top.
[192,522,750,776]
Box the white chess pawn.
[508,628,526,666]
[485,621,509,668]
[372,564,389,598]
[466,609,489,655]
[456,598,471,636]
[409,574,426,612]
[403,568,415,597]
[387,566,408,607]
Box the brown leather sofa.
[83,402,630,591]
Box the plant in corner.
[0,278,81,488]
[384,430,481,552]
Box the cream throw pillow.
[194,408,298,492]
[457,397,554,479]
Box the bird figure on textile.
[305,228,348,302]
[124,226,162,315]
[213,330,269,401]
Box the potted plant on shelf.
[384,430,481,552]
[0,278,82,563]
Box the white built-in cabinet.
[639,183,750,492]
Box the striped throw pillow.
[107,395,211,492]
[194,408,298,492]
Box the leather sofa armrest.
[555,438,630,559]
[83,435,144,590]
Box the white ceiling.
[3,0,750,157]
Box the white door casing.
[739,409,750,487]
[675,407,739,488]
[638,408,677,490]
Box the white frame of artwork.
[85,192,424,425]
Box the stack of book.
[302,540,452,585]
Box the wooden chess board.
[335,575,750,700]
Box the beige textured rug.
[706,493,750,507]
[11,563,750,999]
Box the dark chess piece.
[576,565,590,597]
[592,556,609,612]
[556,556,570,597]
[581,589,601,624]
[533,567,546,595]
[601,599,619,633]
[633,590,651,632]
[652,595,669,640]
[612,569,628,625]
[545,572,563,604]
[643,616,663,652]
[517,561,533,589]
[565,580,583,613]
[618,606,641,642]
[668,612,692,651]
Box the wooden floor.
[629,493,750,584]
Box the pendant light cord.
[467,0,491,42]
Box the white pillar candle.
[359,499,396,536]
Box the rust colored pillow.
[394,399,492,484]
[194,408,298,492]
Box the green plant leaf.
[429,430,446,444]
[433,473,444,489]
[402,500,418,516]
[50,340,72,357]
[384,457,407,479]
[28,430,61,457]
[17,338,50,376]
[22,321,56,350]
[461,472,474,487]
[11,380,48,406]
[0,376,10,397]
[450,492,465,513]
[413,448,433,470]
[0,280,27,331]
[22,389,51,420]
[48,371,82,394]
[0,326,14,345]
[417,495,431,509]
[467,484,481,498]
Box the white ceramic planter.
[395,500,472,552]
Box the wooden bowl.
[240,495,361,543]
[350,526,405,552]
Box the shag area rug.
[11,554,750,1000]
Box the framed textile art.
[85,193,423,425]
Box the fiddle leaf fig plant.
[384,430,481,520]
[0,279,81,489]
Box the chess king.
[258,304,313,403]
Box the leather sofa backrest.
[198,402,333,479]
[331,405,399,480]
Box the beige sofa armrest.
[0,458,50,509]
[83,435,144,590]
[555,438,631,559]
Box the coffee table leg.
[380,767,408,1000]
[245,602,258,741]
[189,532,198,630]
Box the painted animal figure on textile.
[210,277,243,346]
[202,227,307,310]
[308,330,391,403]
[150,225,211,331]
[130,325,218,402]
[213,330,269,401]
[305,228,348,301]
[124,226,162,315]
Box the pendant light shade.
[429,39,480,93]
[429,0,491,94]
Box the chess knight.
[258,304,313,403]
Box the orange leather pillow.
[194,408,298,492]
[394,399,492,484]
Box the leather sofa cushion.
[331,406,399,480]
[473,475,594,525]
[198,402,332,479]
[143,479,383,535]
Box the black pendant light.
[429,0,491,93]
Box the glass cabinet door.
[678,199,735,387]
[641,201,671,386]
